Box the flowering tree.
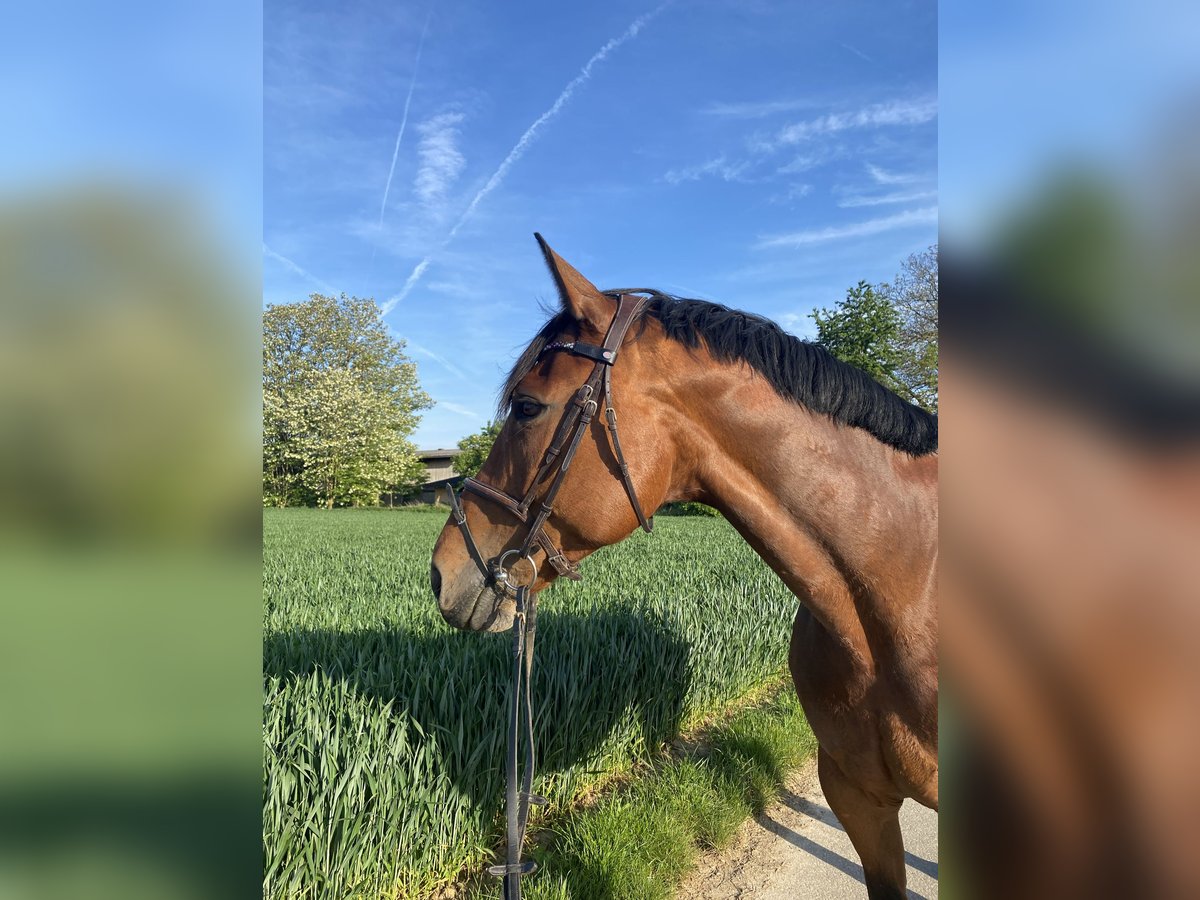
[263,295,432,507]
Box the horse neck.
[660,348,938,664]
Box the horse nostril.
[430,563,443,600]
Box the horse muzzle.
[434,565,514,632]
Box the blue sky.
[265,0,937,448]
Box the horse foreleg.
[818,747,907,900]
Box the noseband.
[445,289,655,594]
[442,290,656,900]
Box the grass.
[264,508,805,900]
[521,684,816,900]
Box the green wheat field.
[264,508,800,900]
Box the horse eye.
[514,399,543,420]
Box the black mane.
[502,291,937,456]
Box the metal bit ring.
[494,549,539,591]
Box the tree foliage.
[812,280,908,393]
[453,420,503,479]
[878,245,939,412]
[811,248,939,414]
[263,294,432,507]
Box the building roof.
[418,448,462,459]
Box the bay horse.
[430,236,938,899]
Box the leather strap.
[560,341,615,365]
[535,532,581,580]
[459,480,583,581]
[486,585,547,899]
[447,483,491,577]
[463,478,529,522]
[603,364,653,533]
[529,383,596,498]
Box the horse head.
[430,236,674,632]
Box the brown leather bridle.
[441,289,656,900]
[445,288,655,596]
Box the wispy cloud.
[701,97,820,119]
[381,2,672,315]
[866,163,927,185]
[768,96,937,148]
[777,147,844,174]
[778,311,818,339]
[377,9,432,230]
[664,155,750,185]
[768,182,814,206]
[659,281,715,300]
[757,206,938,249]
[439,401,480,418]
[837,188,938,208]
[263,243,337,295]
[414,110,466,207]
[839,42,874,63]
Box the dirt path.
[676,758,939,899]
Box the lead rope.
[487,584,546,900]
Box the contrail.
[389,258,431,312]
[263,243,338,295]
[380,2,671,316]
[378,9,433,232]
[405,336,468,381]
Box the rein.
[443,290,656,900]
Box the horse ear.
[534,233,614,332]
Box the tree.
[811,280,909,398]
[810,249,939,415]
[878,245,938,412]
[263,294,432,507]
[454,420,503,479]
